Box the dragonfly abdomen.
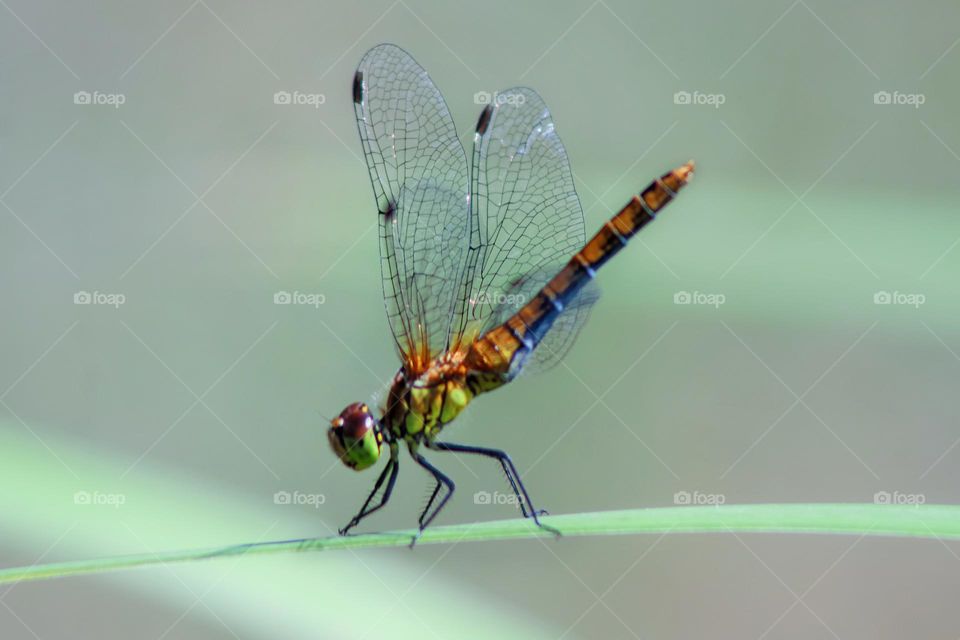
[466,162,694,379]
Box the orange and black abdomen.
[466,162,694,380]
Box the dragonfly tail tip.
[674,160,695,184]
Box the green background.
[2,1,960,637]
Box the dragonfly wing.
[451,87,585,349]
[483,266,601,375]
[353,44,469,371]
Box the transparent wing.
[353,43,469,372]
[484,266,601,374]
[451,87,585,349]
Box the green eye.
[344,428,380,470]
[328,403,381,471]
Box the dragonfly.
[328,43,694,540]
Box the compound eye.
[327,402,382,471]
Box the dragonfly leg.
[421,480,443,525]
[429,441,560,538]
[338,445,399,535]
[409,452,455,547]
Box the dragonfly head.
[328,402,383,471]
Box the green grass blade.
[3,503,958,585]
[0,427,564,639]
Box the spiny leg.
[339,445,399,535]
[429,441,560,537]
[410,452,455,545]
[420,480,443,526]
[431,441,534,518]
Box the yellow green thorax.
[383,356,482,444]
[402,379,473,440]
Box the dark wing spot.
[352,71,363,104]
[475,105,493,135]
[381,200,397,219]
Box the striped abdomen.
[465,161,694,380]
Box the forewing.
[451,88,585,348]
[353,44,469,371]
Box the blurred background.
[1,0,959,637]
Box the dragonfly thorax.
[381,359,477,444]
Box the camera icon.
[474,490,492,505]
[274,490,292,505]
[274,291,292,305]
[74,291,92,305]
[673,490,691,505]
[74,490,91,505]
[673,291,692,305]
[673,91,691,105]
[873,91,891,105]
[274,91,292,105]
[873,491,891,505]
[74,91,91,105]
[473,91,492,105]
[873,291,892,305]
